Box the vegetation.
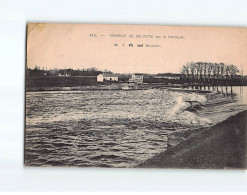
[181,62,240,79]
[26,67,106,77]
[180,62,243,88]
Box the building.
[129,74,144,83]
[59,73,71,77]
[97,73,119,82]
[154,73,181,80]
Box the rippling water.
[25,87,247,167]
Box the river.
[25,86,247,167]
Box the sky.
[27,23,247,74]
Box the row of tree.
[180,62,240,80]
[180,62,244,88]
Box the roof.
[100,73,118,77]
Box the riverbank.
[137,110,247,169]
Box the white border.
[0,0,247,192]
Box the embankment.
[137,110,247,169]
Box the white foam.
[166,93,212,126]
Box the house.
[97,73,119,82]
[129,74,144,83]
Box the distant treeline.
[181,62,240,79]
[180,62,246,86]
[26,67,110,77]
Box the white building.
[129,74,144,83]
[97,73,119,82]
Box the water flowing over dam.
[25,87,247,167]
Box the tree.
[207,63,213,80]
[228,64,239,78]
[218,63,226,79]
[202,62,208,80]
[188,62,196,79]
[197,62,204,80]
[181,64,189,77]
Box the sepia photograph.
[25,23,247,169]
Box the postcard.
[25,23,247,168]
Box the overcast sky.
[27,23,247,74]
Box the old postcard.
[25,23,247,168]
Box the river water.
[25,86,247,167]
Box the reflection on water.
[216,86,246,104]
[188,86,247,104]
[233,86,247,104]
[25,87,247,167]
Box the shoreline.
[137,110,247,169]
[26,84,246,93]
